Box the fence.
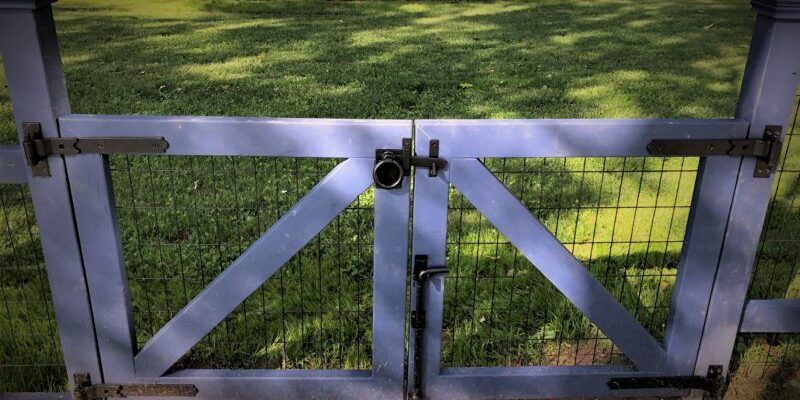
[0,0,799,399]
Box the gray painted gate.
[1,0,800,399]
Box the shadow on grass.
[440,245,683,368]
[53,0,752,119]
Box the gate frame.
[0,0,799,399]
[1,2,413,399]
[408,119,747,400]
[0,1,103,393]
[61,118,413,400]
[407,1,800,399]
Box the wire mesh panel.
[441,156,698,368]
[0,58,14,144]
[109,155,374,371]
[0,184,68,392]
[747,94,800,301]
[727,93,800,399]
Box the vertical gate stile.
[0,0,104,392]
[695,0,800,379]
[662,156,740,375]
[408,128,450,400]
[372,155,411,399]
[412,117,754,398]
[66,153,136,382]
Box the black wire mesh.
[0,184,67,392]
[727,93,800,399]
[441,156,698,367]
[747,94,800,301]
[109,156,374,370]
[0,59,13,145]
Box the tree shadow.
[52,0,753,119]
[440,240,683,368]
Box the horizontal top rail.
[59,115,751,159]
[417,118,750,158]
[59,114,411,158]
[6,116,755,183]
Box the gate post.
[694,0,800,379]
[0,0,103,393]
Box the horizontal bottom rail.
[422,366,686,400]
[103,370,380,400]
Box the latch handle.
[410,255,448,400]
[416,267,449,282]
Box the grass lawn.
[1,0,799,398]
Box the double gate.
[1,1,800,399]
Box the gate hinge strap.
[647,125,783,178]
[22,122,169,177]
[608,365,724,399]
[74,373,198,400]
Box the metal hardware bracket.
[411,256,448,330]
[373,138,447,189]
[410,255,448,400]
[608,365,724,400]
[648,125,783,178]
[73,373,198,400]
[22,122,169,177]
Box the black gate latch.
[410,255,448,400]
[608,365,724,399]
[74,373,198,400]
[373,138,447,189]
[648,125,782,178]
[22,122,169,177]
[411,255,449,329]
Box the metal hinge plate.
[608,365,724,399]
[22,122,169,177]
[648,125,783,177]
[74,373,198,400]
